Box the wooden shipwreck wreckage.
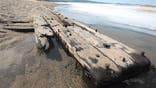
[32,7,151,85]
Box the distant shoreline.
[55,2,156,36]
[48,0,156,7]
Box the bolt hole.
[122,58,126,62]
[105,64,110,69]
[141,51,145,57]
[96,54,100,57]
[95,29,97,32]
[103,43,111,49]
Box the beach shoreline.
[55,2,156,66]
[53,2,156,87]
[0,0,156,88]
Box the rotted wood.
[33,15,54,50]
[42,13,150,85]
[3,22,34,32]
[38,7,151,85]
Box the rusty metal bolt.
[65,17,68,19]
[69,33,72,36]
[95,29,97,32]
[122,58,126,62]
[58,29,60,32]
[105,64,110,69]
[96,54,100,57]
[103,43,111,49]
[141,51,145,57]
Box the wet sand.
[87,15,156,88]
[0,0,156,88]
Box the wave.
[55,2,156,36]
[89,0,156,6]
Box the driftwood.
[30,6,150,85]
[3,22,34,32]
[42,13,150,85]
[33,15,53,50]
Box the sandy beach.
[0,0,156,88]
[0,0,87,88]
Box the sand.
[0,0,88,88]
[0,0,156,88]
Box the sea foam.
[56,2,156,36]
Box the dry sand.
[0,0,156,88]
[0,0,89,88]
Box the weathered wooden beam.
[39,7,150,85]
[4,23,33,27]
[43,14,150,85]
[33,15,54,50]
[9,20,32,23]
[3,25,34,32]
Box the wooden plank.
[4,23,33,27]
[40,8,150,85]
[33,15,54,50]
[44,15,150,84]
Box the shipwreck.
[33,7,151,86]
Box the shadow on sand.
[45,38,64,61]
[105,66,156,88]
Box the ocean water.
[55,2,156,36]
[54,2,156,63]
[89,0,156,6]
[49,0,156,6]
